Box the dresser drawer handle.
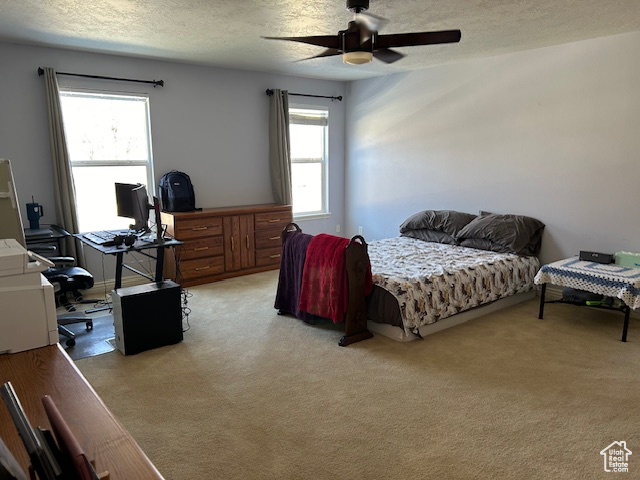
[269,236,280,241]
[194,266,210,271]
[192,226,208,231]
[193,246,209,251]
[269,254,281,259]
[267,219,280,223]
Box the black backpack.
[158,170,197,212]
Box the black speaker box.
[579,251,614,264]
[112,280,182,355]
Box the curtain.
[268,89,292,205]
[43,67,85,265]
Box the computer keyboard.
[83,230,124,246]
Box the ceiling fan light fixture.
[342,51,373,65]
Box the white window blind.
[289,107,329,217]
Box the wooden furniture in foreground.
[0,345,164,479]
[279,223,373,346]
[161,204,292,287]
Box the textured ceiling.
[1,0,639,81]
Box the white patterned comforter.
[367,237,540,334]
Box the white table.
[534,257,640,342]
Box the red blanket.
[298,234,374,324]
[299,234,350,323]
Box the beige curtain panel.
[43,67,85,265]
[268,89,292,206]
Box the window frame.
[288,105,329,219]
[58,88,155,231]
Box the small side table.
[534,258,640,342]
[24,224,70,256]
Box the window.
[289,107,329,217]
[59,90,154,232]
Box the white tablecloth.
[534,258,640,309]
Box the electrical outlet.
[358,226,363,235]
[336,224,341,233]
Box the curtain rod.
[265,88,342,102]
[37,67,164,87]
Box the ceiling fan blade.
[294,49,342,62]
[262,35,339,49]
[373,48,405,64]
[376,30,461,49]
[355,11,388,32]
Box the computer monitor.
[115,183,136,219]
[131,184,151,233]
[115,182,150,233]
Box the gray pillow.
[456,213,545,255]
[401,229,456,245]
[459,238,510,253]
[400,210,477,237]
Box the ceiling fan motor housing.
[340,21,373,53]
[347,0,369,13]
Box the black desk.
[75,234,182,289]
[24,224,70,256]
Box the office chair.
[43,256,94,309]
[41,256,95,347]
[56,309,94,347]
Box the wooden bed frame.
[280,223,373,346]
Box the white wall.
[4,30,639,283]
[0,42,345,283]
[345,31,640,265]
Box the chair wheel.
[66,338,76,347]
[86,321,93,331]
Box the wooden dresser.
[161,203,292,287]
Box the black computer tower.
[112,280,183,355]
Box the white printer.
[0,238,58,354]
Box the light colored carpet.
[76,270,640,479]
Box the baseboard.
[83,276,150,300]
[541,284,563,301]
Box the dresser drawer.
[255,228,283,250]
[178,256,225,281]
[175,217,223,240]
[178,237,224,261]
[255,246,282,267]
[254,210,291,232]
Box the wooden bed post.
[281,222,301,244]
[340,235,373,346]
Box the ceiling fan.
[263,0,461,65]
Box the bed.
[365,210,544,341]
